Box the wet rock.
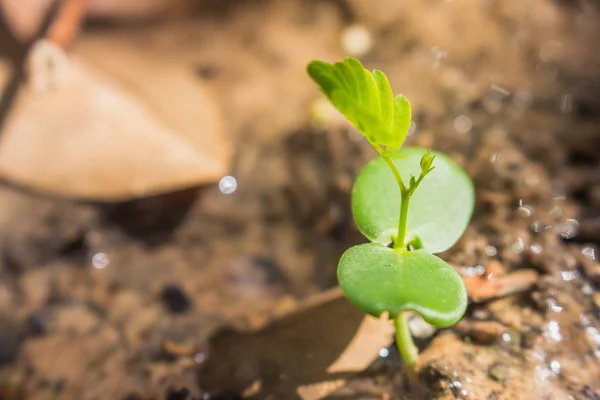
[161,284,191,314]
[454,320,509,344]
[488,363,508,383]
[26,312,49,336]
[165,387,190,400]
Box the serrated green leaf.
[307,57,410,151]
[338,243,467,327]
[352,147,474,253]
[392,95,411,149]
[372,70,393,133]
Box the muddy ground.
[0,0,599,399]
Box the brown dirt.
[0,0,599,399]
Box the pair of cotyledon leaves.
[308,58,474,328]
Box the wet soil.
[1,0,600,399]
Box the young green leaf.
[352,147,474,253]
[338,243,467,327]
[307,57,411,151]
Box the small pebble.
[161,284,191,314]
[488,363,508,382]
[453,115,473,134]
[27,312,48,336]
[165,387,190,400]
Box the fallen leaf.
[85,0,177,21]
[0,0,185,43]
[200,287,394,400]
[0,0,53,42]
[457,261,539,303]
[0,39,230,201]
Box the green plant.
[307,57,474,369]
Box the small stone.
[161,284,191,314]
[488,363,508,383]
[27,312,48,336]
[165,387,190,400]
[455,320,508,344]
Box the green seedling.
[307,57,474,369]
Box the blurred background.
[0,0,599,399]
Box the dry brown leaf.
[0,0,53,42]
[0,39,230,201]
[0,0,184,43]
[85,0,175,20]
[297,312,393,400]
[260,288,394,400]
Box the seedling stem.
[394,312,418,368]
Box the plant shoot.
[307,57,474,369]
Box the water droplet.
[431,46,447,69]
[558,218,579,239]
[448,380,464,398]
[341,25,373,57]
[464,265,486,277]
[525,174,540,187]
[490,84,511,97]
[559,93,573,113]
[547,298,563,313]
[547,320,562,341]
[511,238,525,254]
[585,326,600,346]
[219,176,238,194]
[194,352,206,364]
[517,200,533,218]
[92,252,109,269]
[379,348,389,358]
[553,191,567,201]
[582,246,596,260]
[407,121,417,136]
[530,243,543,254]
[560,270,578,281]
[490,151,503,164]
[453,115,472,134]
[549,360,561,374]
[581,282,594,295]
[530,221,546,233]
[485,245,498,257]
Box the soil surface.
[0,0,599,399]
